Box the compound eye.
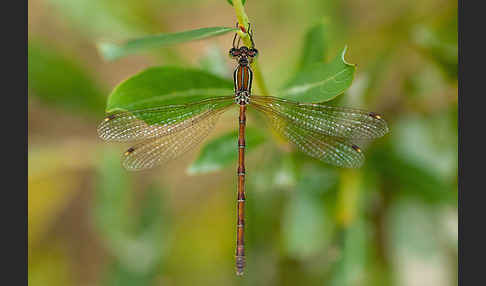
[229,48,239,58]
[248,48,258,57]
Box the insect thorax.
[235,91,250,105]
[234,65,253,105]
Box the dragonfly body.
[97,26,388,276]
[230,44,258,275]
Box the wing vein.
[252,101,365,168]
[98,96,233,142]
[251,95,388,139]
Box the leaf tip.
[341,46,356,68]
[97,42,123,61]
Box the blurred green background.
[28,0,457,285]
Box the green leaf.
[387,200,440,258]
[98,27,238,60]
[281,47,356,102]
[227,0,246,6]
[28,42,105,116]
[282,191,332,259]
[106,66,234,113]
[187,127,266,174]
[329,220,369,286]
[299,22,328,71]
[103,261,155,286]
[368,112,457,205]
[94,148,132,243]
[368,144,454,204]
[412,14,457,79]
[95,149,167,275]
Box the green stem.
[232,0,270,97]
[336,169,361,228]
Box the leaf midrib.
[282,68,351,97]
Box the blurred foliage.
[28,41,105,116]
[28,0,457,285]
[46,0,161,38]
[95,149,169,284]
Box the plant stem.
[232,0,270,97]
[336,169,361,227]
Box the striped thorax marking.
[234,62,253,105]
[235,65,252,92]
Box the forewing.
[98,96,234,142]
[121,108,226,171]
[251,96,388,139]
[252,102,365,168]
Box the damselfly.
[97,25,388,276]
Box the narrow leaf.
[106,67,233,113]
[98,27,237,60]
[187,127,266,174]
[299,22,328,71]
[281,47,356,102]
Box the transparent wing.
[98,96,234,142]
[121,107,227,171]
[251,96,388,139]
[252,101,365,168]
